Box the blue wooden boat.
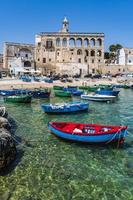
[71,90,84,96]
[44,78,53,83]
[48,122,128,144]
[29,89,50,98]
[21,76,31,82]
[0,89,28,96]
[63,88,83,96]
[41,101,89,114]
[96,89,120,96]
[68,86,77,89]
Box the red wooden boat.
[48,122,128,144]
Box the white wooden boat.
[81,94,116,102]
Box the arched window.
[85,50,89,56]
[97,50,102,57]
[77,49,82,55]
[62,38,67,47]
[96,38,102,46]
[76,38,82,47]
[84,38,89,47]
[90,38,95,47]
[69,38,75,47]
[91,50,95,57]
[56,38,61,47]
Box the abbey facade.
[2,17,104,76]
[35,17,104,76]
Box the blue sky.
[0,0,133,52]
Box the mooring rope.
[106,128,122,144]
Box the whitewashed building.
[3,42,35,75]
[117,48,133,65]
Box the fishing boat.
[4,94,32,103]
[41,101,89,114]
[88,86,99,92]
[54,90,72,97]
[96,89,120,96]
[0,89,28,96]
[29,89,50,98]
[48,122,128,144]
[68,86,77,89]
[53,85,64,90]
[71,90,84,96]
[78,86,88,90]
[63,88,83,96]
[81,94,116,102]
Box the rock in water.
[0,117,11,129]
[0,106,8,118]
[0,128,16,170]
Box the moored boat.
[29,89,50,98]
[53,85,64,90]
[48,122,128,144]
[41,101,89,114]
[81,94,116,102]
[96,89,120,96]
[78,86,88,90]
[63,88,83,96]
[54,90,72,97]
[4,94,32,103]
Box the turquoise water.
[0,89,133,200]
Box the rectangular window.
[38,42,41,47]
[46,40,53,48]
[92,59,94,63]
[38,58,40,61]
[78,58,81,63]
[92,68,95,73]
[49,59,51,62]
[43,58,46,63]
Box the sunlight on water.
[0,89,133,200]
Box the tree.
[108,44,123,64]
[104,52,110,59]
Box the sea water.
[0,89,133,200]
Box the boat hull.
[54,91,72,97]
[4,95,32,103]
[81,95,116,102]
[96,90,120,96]
[41,102,89,114]
[48,122,127,143]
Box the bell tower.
[61,17,69,33]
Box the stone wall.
[101,64,133,75]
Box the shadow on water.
[0,149,24,176]
[0,116,34,176]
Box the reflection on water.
[0,89,133,200]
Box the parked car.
[92,74,102,79]
[84,74,92,78]
[73,74,80,78]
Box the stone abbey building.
[35,17,105,76]
[2,17,104,76]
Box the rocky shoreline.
[0,106,16,170]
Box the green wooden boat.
[54,90,72,97]
[123,85,130,89]
[78,86,88,90]
[4,94,32,103]
[53,85,64,90]
[87,86,99,92]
